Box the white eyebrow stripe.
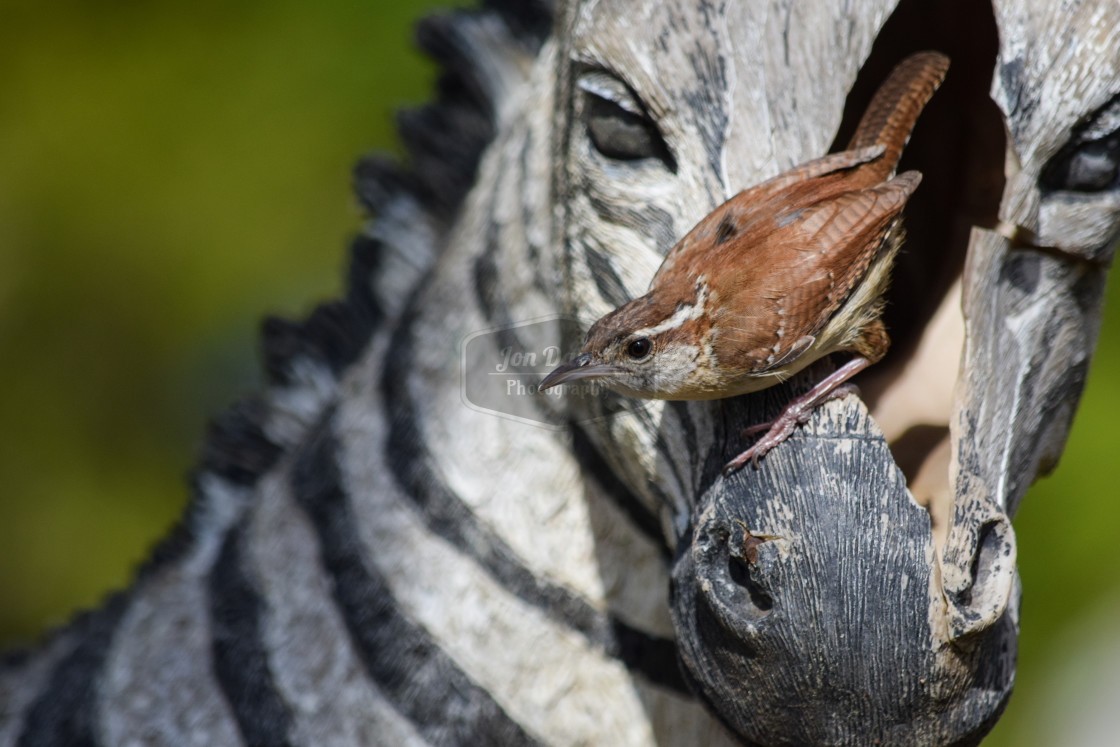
[632,279,709,338]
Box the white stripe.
[98,569,244,747]
[99,478,250,747]
[338,361,670,745]
[247,473,428,747]
[634,279,709,338]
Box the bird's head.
[540,282,723,400]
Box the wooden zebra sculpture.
[3,0,1120,745]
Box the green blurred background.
[1,2,1118,744]
[0,0,457,641]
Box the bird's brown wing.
[714,172,919,372]
[789,172,920,331]
[652,147,888,281]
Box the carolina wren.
[542,52,949,473]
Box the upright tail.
[848,51,950,181]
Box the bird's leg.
[723,356,872,474]
[739,384,859,437]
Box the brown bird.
[541,52,949,473]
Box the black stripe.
[582,242,633,308]
[681,13,729,194]
[290,415,540,745]
[519,128,548,280]
[584,195,678,255]
[208,524,295,746]
[659,400,713,496]
[611,619,689,693]
[472,219,505,326]
[383,341,607,639]
[612,398,693,518]
[16,595,128,747]
[381,315,689,694]
[482,0,553,46]
[201,398,284,487]
[471,127,526,332]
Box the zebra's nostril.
[678,518,776,646]
[728,554,773,612]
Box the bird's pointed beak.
[539,353,617,390]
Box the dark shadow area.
[891,423,951,485]
[830,0,1004,367]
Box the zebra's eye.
[1040,96,1120,193]
[586,97,659,161]
[1041,133,1120,192]
[578,72,675,169]
[626,337,652,360]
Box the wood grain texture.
[954,0,1120,518]
[671,389,1014,745]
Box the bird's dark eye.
[626,337,652,359]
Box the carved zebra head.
[535,0,1120,743]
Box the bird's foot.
[722,411,807,475]
[722,362,868,476]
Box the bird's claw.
[740,420,773,438]
[724,381,860,476]
[723,415,800,475]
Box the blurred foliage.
[1,2,1119,744]
[0,0,460,644]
